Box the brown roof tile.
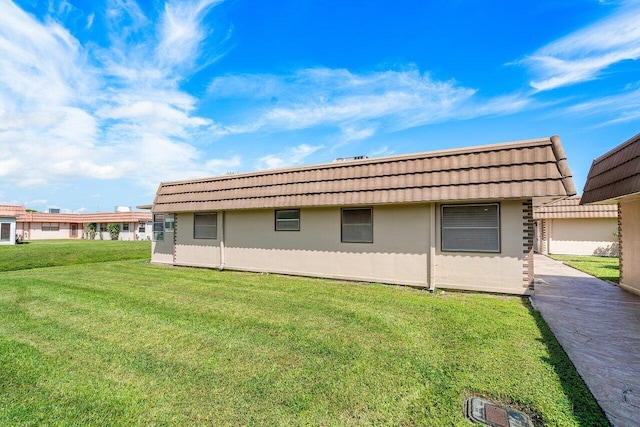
[153,136,576,212]
[534,196,617,219]
[581,132,640,204]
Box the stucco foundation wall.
[174,213,221,268]
[224,205,430,286]
[435,200,530,294]
[620,198,640,296]
[548,218,618,256]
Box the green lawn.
[550,255,620,283]
[0,239,150,272]
[0,242,607,425]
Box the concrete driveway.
[532,254,640,426]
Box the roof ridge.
[592,132,640,164]
[160,136,553,187]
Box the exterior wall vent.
[333,155,369,162]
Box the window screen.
[164,215,174,232]
[441,204,500,252]
[0,223,10,241]
[153,213,164,241]
[42,223,60,232]
[194,213,217,239]
[275,209,300,231]
[341,208,373,243]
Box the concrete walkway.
[532,254,640,426]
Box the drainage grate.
[465,397,533,427]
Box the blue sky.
[0,0,639,212]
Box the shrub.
[107,223,120,241]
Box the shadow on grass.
[524,300,611,426]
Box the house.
[534,196,618,256]
[0,205,21,245]
[0,205,153,241]
[581,132,640,296]
[151,136,576,295]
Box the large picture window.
[341,208,373,243]
[194,213,217,239]
[153,213,164,241]
[441,203,500,252]
[275,209,300,231]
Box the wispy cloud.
[0,0,235,191]
[565,86,640,126]
[208,67,530,141]
[521,1,640,91]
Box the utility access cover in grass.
[466,397,533,427]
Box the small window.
[42,223,60,232]
[441,204,500,252]
[275,209,300,231]
[153,213,164,241]
[99,224,107,232]
[194,213,217,239]
[138,223,146,233]
[341,208,373,243]
[0,223,10,241]
[164,215,175,232]
[122,223,130,232]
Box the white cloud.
[257,144,324,170]
[208,67,529,140]
[0,0,232,193]
[522,1,640,91]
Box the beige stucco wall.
[548,218,618,256]
[27,222,73,240]
[173,213,221,268]
[224,205,430,286]
[435,200,530,294]
[151,230,174,264]
[620,198,640,296]
[161,200,531,294]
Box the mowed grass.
[550,255,620,283]
[0,239,150,272]
[0,244,607,425]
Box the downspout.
[219,211,225,270]
[428,203,437,292]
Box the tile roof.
[0,205,27,217]
[153,135,576,212]
[581,132,640,204]
[0,205,151,223]
[534,196,617,219]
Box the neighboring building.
[151,136,576,295]
[0,206,19,245]
[0,205,152,241]
[581,132,640,296]
[534,196,618,256]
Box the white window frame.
[194,213,217,239]
[153,213,165,241]
[341,207,373,243]
[441,203,500,253]
[275,209,300,231]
